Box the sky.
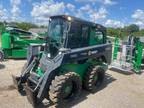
[0,0,144,28]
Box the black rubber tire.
[0,50,4,61]
[83,65,105,92]
[49,72,82,108]
[142,58,144,64]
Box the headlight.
[47,53,51,58]
[59,52,62,55]
[67,16,72,21]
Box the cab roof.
[50,15,106,31]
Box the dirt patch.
[0,85,16,91]
[0,60,144,108]
[0,64,5,69]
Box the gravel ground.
[0,60,144,108]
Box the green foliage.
[131,29,144,37]
[0,21,39,31]
[0,22,5,33]
[107,28,127,39]
[124,24,139,33]
[15,22,38,30]
[107,24,143,39]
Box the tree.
[124,24,139,34]
[16,22,38,30]
[107,28,124,38]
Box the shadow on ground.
[35,73,116,108]
[0,64,5,69]
[109,68,134,75]
[13,58,26,61]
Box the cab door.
[80,25,89,47]
[89,28,104,46]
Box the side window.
[81,25,89,47]
[95,31,103,42]
[89,28,104,45]
[67,22,81,49]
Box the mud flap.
[25,84,40,108]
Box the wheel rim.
[64,86,72,96]
[63,82,73,99]
[94,75,98,82]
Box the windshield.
[45,18,68,58]
[48,18,68,43]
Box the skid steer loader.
[12,15,112,107]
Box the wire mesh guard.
[110,36,143,73]
[111,44,134,72]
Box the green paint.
[37,67,44,77]
[59,59,108,80]
[12,49,27,58]
[1,30,45,59]
[60,63,90,79]
[89,30,97,45]
[133,41,143,73]
[113,36,119,60]
[1,32,11,49]
[31,53,44,77]
[89,29,104,46]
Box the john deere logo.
[88,51,91,55]
[88,50,98,55]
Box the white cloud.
[89,7,107,22]
[31,1,108,25]
[80,4,91,11]
[10,0,21,21]
[132,9,144,28]
[75,0,117,5]
[66,3,75,12]
[31,1,65,24]
[78,5,108,22]
[105,19,124,28]
[0,5,9,21]
[76,4,92,18]
[103,0,117,5]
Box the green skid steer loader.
[12,15,112,107]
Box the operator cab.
[46,15,107,59]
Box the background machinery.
[0,25,45,61]
[111,35,143,74]
[12,15,112,107]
